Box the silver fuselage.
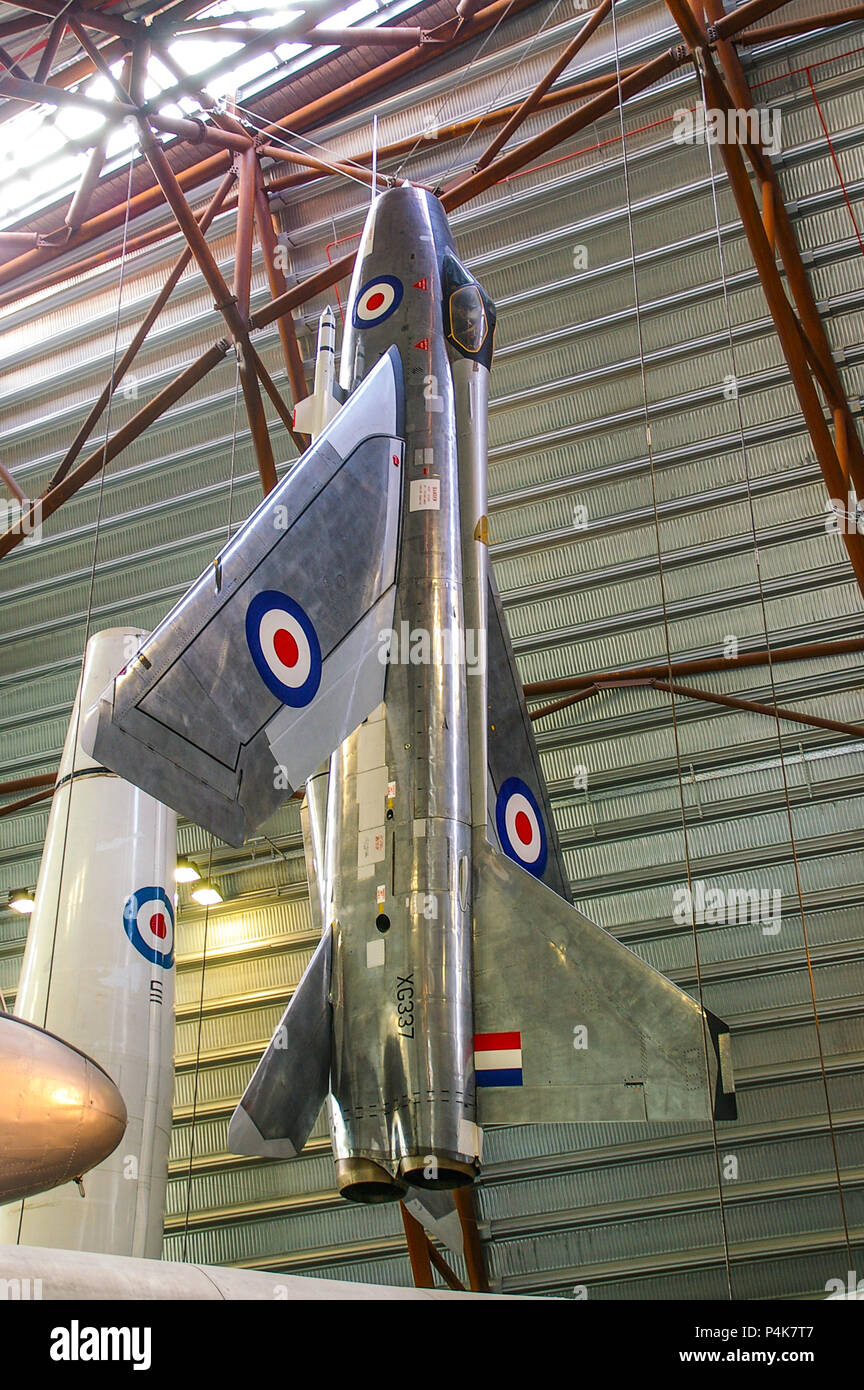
[325,188,486,1199]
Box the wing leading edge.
[83,349,405,845]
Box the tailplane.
[472,838,735,1125]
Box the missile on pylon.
[293,305,343,439]
[0,629,177,1257]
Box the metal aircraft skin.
[85,184,736,1204]
[0,1010,127,1205]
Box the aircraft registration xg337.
[85,184,736,1204]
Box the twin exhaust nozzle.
[336,1154,476,1204]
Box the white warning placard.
[409,478,440,511]
[358,826,386,868]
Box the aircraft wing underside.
[83,348,405,846]
[485,570,572,902]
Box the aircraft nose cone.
[73,1061,127,1175]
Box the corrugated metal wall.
[2,0,864,1297]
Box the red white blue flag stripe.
[474,1030,523,1087]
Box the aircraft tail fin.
[228,929,332,1158]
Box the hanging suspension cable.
[609,2,736,1298]
[697,61,855,1270]
[393,0,523,181]
[181,333,245,1256]
[181,837,215,1263]
[14,147,137,1245]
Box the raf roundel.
[352,275,403,329]
[495,777,548,878]
[123,887,175,969]
[246,590,322,707]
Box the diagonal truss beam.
[0,0,541,298]
[474,0,615,169]
[737,4,864,44]
[441,46,685,207]
[5,0,861,575]
[529,675,864,741]
[48,168,238,491]
[523,637,864,698]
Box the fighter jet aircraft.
[84,183,736,1204]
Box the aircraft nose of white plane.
[74,1060,127,1177]
[0,1016,128,1203]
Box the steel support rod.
[523,637,864,698]
[475,0,614,168]
[0,69,132,118]
[229,141,279,490]
[654,677,864,738]
[737,6,864,43]
[399,1203,435,1288]
[0,43,31,80]
[233,145,257,319]
[441,48,683,209]
[699,54,864,590]
[531,675,864,739]
[252,163,310,417]
[0,788,55,818]
[67,15,133,104]
[251,250,357,333]
[0,14,43,40]
[712,0,798,42]
[0,461,25,502]
[0,340,230,560]
[0,231,40,247]
[64,129,110,231]
[34,15,65,82]
[257,142,391,190]
[664,0,705,49]
[0,0,540,297]
[138,125,249,343]
[0,772,56,794]
[528,686,602,720]
[426,1243,465,1291]
[244,340,307,452]
[700,0,864,498]
[454,1187,490,1292]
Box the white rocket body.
[292,305,342,439]
[0,629,177,1258]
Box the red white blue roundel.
[352,275,403,329]
[245,590,322,707]
[123,887,175,969]
[495,778,548,878]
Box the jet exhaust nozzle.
[335,1158,406,1204]
[399,1156,476,1192]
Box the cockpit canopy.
[441,252,496,368]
